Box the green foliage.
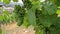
[3,0,10,4]
[27,7,36,26]
[56,0,60,6]
[13,0,18,2]
[3,0,18,4]
[0,11,15,24]
[13,0,60,34]
[9,13,15,21]
[23,13,30,28]
[56,9,60,14]
[0,28,2,34]
[41,1,57,15]
[2,11,10,24]
[0,0,1,2]
[14,5,25,26]
[23,0,32,9]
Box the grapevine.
[2,0,60,34]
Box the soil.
[1,22,35,34]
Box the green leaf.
[27,8,36,26]
[23,14,30,28]
[56,0,60,6]
[0,15,3,21]
[0,28,2,34]
[35,26,45,34]
[3,0,10,4]
[39,15,57,27]
[39,15,51,27]
[50,29,60,34]
[42,1,57,15]
[13,0,18,2]
[14,5,25,26]
[0,0,1,2]
[56,9,60,14]
[50,0,57,4]
[27,0,40,26]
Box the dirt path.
[1,22,35,34]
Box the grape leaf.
[23,14,30,28]
[41,1,57,15]
[50,29,60,34]
[27,0,40,26]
